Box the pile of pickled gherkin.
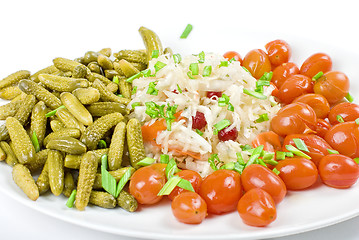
[0,26,163,211]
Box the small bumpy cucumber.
[46,136,87,155]
[72,87,100,105]
[126,118,146,169]
[47,150,64,196]
[108,122,126,170]
[38,74,89,92]
[86,102,128,117]
[89,191,116,209]
[30,101,47,148]
[60,92,93,126]
[12,164,39,201]
[0,70,30,90]
[117,190,138,212]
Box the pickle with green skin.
[76,151,97,211]
[0,141,18,166]
[98,48,111,57]
[108,122,126,170]
[38,74,89,92]
[87,62,102,74]
[47,150,64,196]
[117,190,138,212]
[0,70,30,90]
[113,50,147,64]
[55,107,86,133]
[36,160,49,194]
[0,100,21,120]
[53,57,90,75]
[72,87,100,105]
[64,148,108,169]
[80,112,124,150]
[46,136,87,155]
[60,92,93,126]
[97,54,113,70]
[72,65,88,78]
[126,118,146,169]
[43,128,81,146]
[164,47,173,56]
[138,26,163,63]
[118,77,132,99]
[89,191,116,209]
[0,144,6,161]
[88,72,113,85]
[92,167,135,189]
[106,82,119,94]
[6,117,36,164]
[86,102,128,117]
[63,171,75,198]
[131,62,148,71]
[30,101,47,148]
[25,149,49,173]
[104,70,119,80]
[11,91,27,103]
[30,65,59,83]
[18,79,62,109]
[50,119,65,132]
[118,59,140,78]
[0,86,22,100]
[83,51,99,65]
[113,61,125,76]
[12,164,39,201]
[92,79,130,105]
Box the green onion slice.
[97,140,107,149]
[31,131,40,152]
[157,176,182,196]
[198,51,205,63]
[243,88,267,100]
[276,151,286,160]
[115,168,133,197]
[131,86,137,95]
[189,63,199,75]
[208,153,221,171]
[312,71,324,81]
[355,118,359,125]
[177,178,195,192]
[160,154,169,164]
[151,50,159,59]
[259,72,273,81]
[285,151,294,157]
[272,168,280,175]
[66,189,77,208]
[264,159,279,166]
[126,72,142,83]
[240,144,252,151]
[195,129,204,136]
[154,61,167,72]
[173,54,182,64]
[336,115,344,123]
[112,76,119,84]
[180,24,193,39]
[236,152,245,165]
[187,71,195,79]
[147,81,158,96]
[354,158,359,164]
[245,145,264,167]
[137,157,156,167]
[327,149,339,154]
[45,105,65,118]
[131,102,141,109]
[345,93,354,103]
[213,119,231,135]
[255,113,269,123]
[285,145,311,159]
[242,66,251,75]
[165,158,180,179]
[101,154,117,197]
[219,61,229,67]
[177,84,183,93]
[202,65,212,77]
[292,138,309,152]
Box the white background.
[1,0,359,239]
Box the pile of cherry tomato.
[129,40,359,227]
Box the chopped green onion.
[255,113,269,123]
[272,168,280,175]
[236,152,245,165]
[115,168,133,197]
[177,178,195,192]
[285,151,294,157]
[136,157,156,167]
[131,86,137,95]
[208,153,221,171]
[285,145,311,159]
[312,71,324,81]
[30,131,40,152]
[66,189,77,208]
[198,51,205,63]
[255,85,264,94]
[101,154,117,197]
[151,50,159,59]
[195,129,204,136]
[240,144,252,151]
[227,103,234,112]
[243,88,267,100]
[187,71,195,79]
[262,151,275,161]
[126,72,142,83]
[213,119,231,135]
[141,68,152,77]
[202,65,212,77]
[177,84,183,93]
[345,93,354,103]
[154,61,167,72]
[131,102,141,109]
[165,158,180,179]
[327,149,339,154]
[245,145,264,167]
[158,176,182,195]
[242,66,251,75]
[355,118,359,125]
[354,158,359,164]
[259,72,273,81]
[276,151,286,160]
[112,76,119,84]
[257,157,267,167]
[173,54,182,64]
[45,105,65,118]
[160,154,169,164]
[97,140,107,149]
[264,159,279,166]
[218,94,230,107]
[147,81,158,96]
[189,63,199,75]
[293,138,309,152]
[180,24,193,39]
[256,79,271,88]
[229,57,237,63]
[117,94,123,98]
[145,101,160,118]
[336,115,344,123]
[219,61,229,67]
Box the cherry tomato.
[241,164,287,204]
[328,102,359,125]
[315,118,331,139]
[199,169,242,214]
[168,170,202,201]
[271,62,300,89]
[324,121,359,158]
[252,131,281,153]
[293,93,330,119]
[270,102,317,136]
[223,51,242,64]
[277,74,313,104]
[313,71,350,104]
[237,188,276,227]
[265,39,291,67]
[283,134,333,166]
[319,154,359,189]
[129,163,167,205]
[242,49,271,79]
[171,192,207,224]
[276,157,318,190]
[300,53,332,78]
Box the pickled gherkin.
[118,59,140,78]
[89,191,116,209]
[86,102,128,117]
[63,171,75,198]
[113,50,147,64]
[87,62,102,74]
[0,145,6,161]
[60,92,93,126]
[98,48,111,57]
[0,141,18,167]
[97,54,113,70]
[50,119,65,132]
[64,148,108,169]
[47,150,64,196]
[46,136,87,155]
[108,122,126,170]
[118,77,132,99]
[36,160,49,194]
[93,79,130,105]
[30,65,59,83]
[53,57,89,74]
[55,107,86,133]
[25,149,49,173]
[72,65,88,78]
[117,190,138,212]
[30,101,47,148]
[126,118,146,169]
[0,70,30,90]
[12,164,39,201]
[0,100,21,120]
[138,26,163,62]
[43,128,81,146]
[38,74,89,92]
[0,86,22,100]
[72,87,100,105]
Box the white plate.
[1,27,359,240]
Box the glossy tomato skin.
[328,102,359,125]
[171,192,207,224]
[129,163,166,205]
[237,188,277,227]
[300,53,332,78]
[316,119,331,139]
[252,131,281,153]
[319,154,359,189]
[241,164,287,204]
[283,134,333,166]
[276,157,318,190]
[277,74,313,104]
[324,122,359,158]
[242,49,271,79]
[265,39,291,67]
[199,169,242,214]
[270,102,317,136]
[293,93,330,119]
[314,71,350,104]
[223,51,243,64]
[272,62,300,89]
[168,170,202,201]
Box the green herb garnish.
[180,24,193,39]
